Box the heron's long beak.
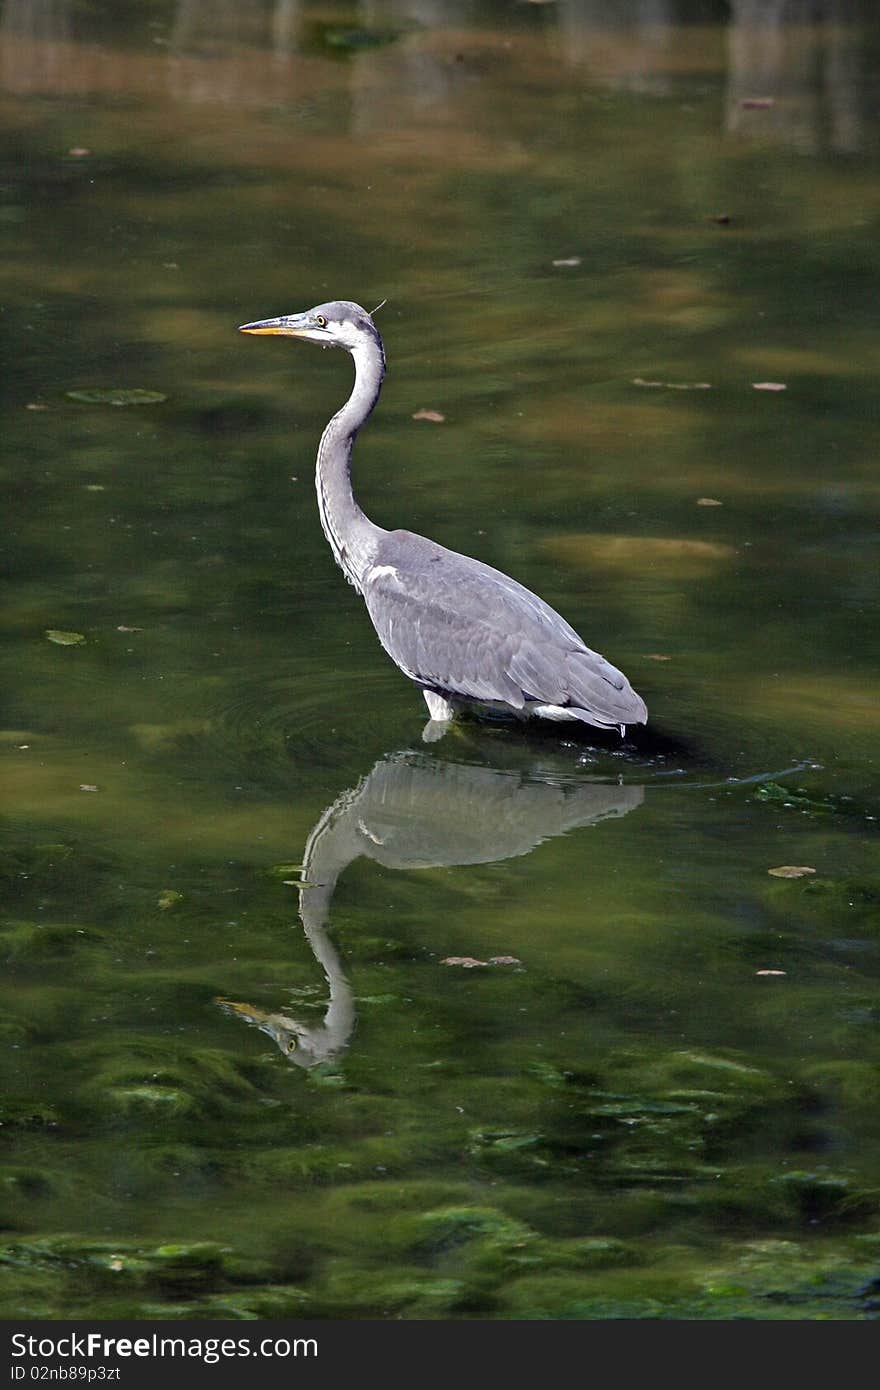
[239,314,308,336]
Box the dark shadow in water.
[218,744,644,1069]
[432,707,742,778]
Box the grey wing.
[361,532,647,726]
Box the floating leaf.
[441,956,487,968]
[752,382,787,392]
[697,497,722,506]
[324,26,400,51]
[754,782,835,814]
[268,862,307,878]
[158,889,183,910]
[412,409,445,423]
[469,1127,541,1153]
[633,378,711,390]
[488,955,521,966]
[66,388,167,407]
[767,865,816,879]
[45,629,86,646]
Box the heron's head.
[239,300,382,355]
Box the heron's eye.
[315,315,327,328]
[287,1039,297,1052]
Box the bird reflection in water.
[218,749,643,1069]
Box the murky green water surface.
[2,1,879,1319]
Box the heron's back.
[361,529,647,729]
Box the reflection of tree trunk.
[824,7,861,153]
[1,0,70,91]
[555,0,675,93]
[2,0,70,42]
[347,0,476,138]
[0,0,867,154]
[271,0,300,58]
[167,0,281,103]
[727,0,863,153]
[170,0,267,53]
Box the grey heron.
[239,300,648,736]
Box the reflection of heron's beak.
[216,998,299,1054]
[238,313,313,337]
[216,997,270,1025]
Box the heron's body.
[239,300,647,736]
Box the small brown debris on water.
[756,969,787,977]
[752,382,787,391]
[645,653,672,662]
[707,213,731,225]
[79,784,99,793]
[552,257,582,267]
[767,865,816,879]
[740,97,775,109]
[412,409,445,423]
[697,497,722,506]
[441,956,487,968]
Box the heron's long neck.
[316,338,386,592]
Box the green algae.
[1,920,104,963]
[0,1099,60,1130]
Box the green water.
[2,1,879,1319]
